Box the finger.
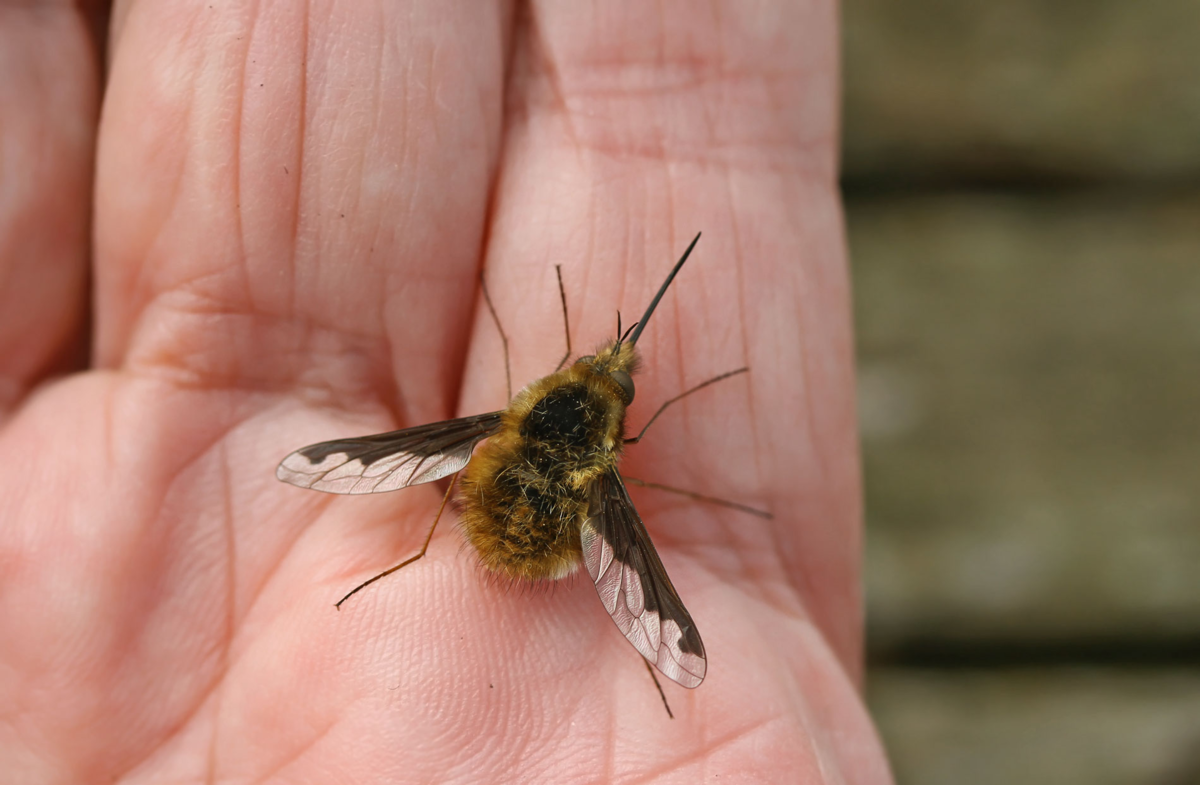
[94,1,510,428]
[462,1,859,673]
[0,6,99,416]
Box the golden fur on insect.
[459,340,640,582]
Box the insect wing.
[277,411,504,494]
[581,469,707,688]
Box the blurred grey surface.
[856,194,1200,651]
[845,1,1200,783]
[844,0,1200,185]
[871,669,1200,785]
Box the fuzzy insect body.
[460,343,637,582]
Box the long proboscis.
[626,232,701,347]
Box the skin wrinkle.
[83,427,242,783]
[621,713,786,785]
[710,0,724,74]
[98,7,202,365]
[378,277,405,428]
[338,11,378,214]
[284,1,309,345]
[117,653,224,784]
[601,663,616,785]
[690,536,805,624]
[525,46,814,142]
[94,374,121,505]
[697,647,710,784]
[721,165,778,597]
[111,165,175,369]
[379,30,424,426]
[208,439,237,782]
[233,6,255,316]
[253,473,346,606]
[123,290,397,406]
[427,42,442,143]
[243,709,342,785]
[577,110,811,171]
[158,424,277,628]
[578,202,597,351]
[788,627,854,785]
[376,242,399,421]
[521,7,581,153]
[120,257,244,374]
[314,502,436,608]
[550,140,814,173]
[798,694,835,785]
[552,63,813,99]
[728,187,766,497]
[698,63,720,163]
[367,6,384,158]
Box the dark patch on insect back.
[521,481,562,520]
[521,383,595,446]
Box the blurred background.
[843,1,1200,783]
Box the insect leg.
[643,657,675,719]
[335,471,461,608]
[622,476,772,519]
[552,264,572,372]
[480,272,512,401]
[625,367,749,444]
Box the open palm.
[1,2,890,783]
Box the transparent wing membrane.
[277,412,504,495]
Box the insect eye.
[576,355,596,365]
[611,370,635,403]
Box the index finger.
[459,1,860,676]
[94,1,511,428]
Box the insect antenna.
[612,318,640,357]
[626,232,701,347]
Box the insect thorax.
[458,367,628,581]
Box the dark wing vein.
[581,468,707,688]
[276,411,504,494]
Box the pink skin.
[0,2,892,783]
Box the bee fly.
[277,233,769,708]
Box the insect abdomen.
[458,373,625,581]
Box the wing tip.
[276,457,314,488]
[658,651,706,689]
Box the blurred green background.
[844,1,1200,783]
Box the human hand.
[0,2,890,782]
